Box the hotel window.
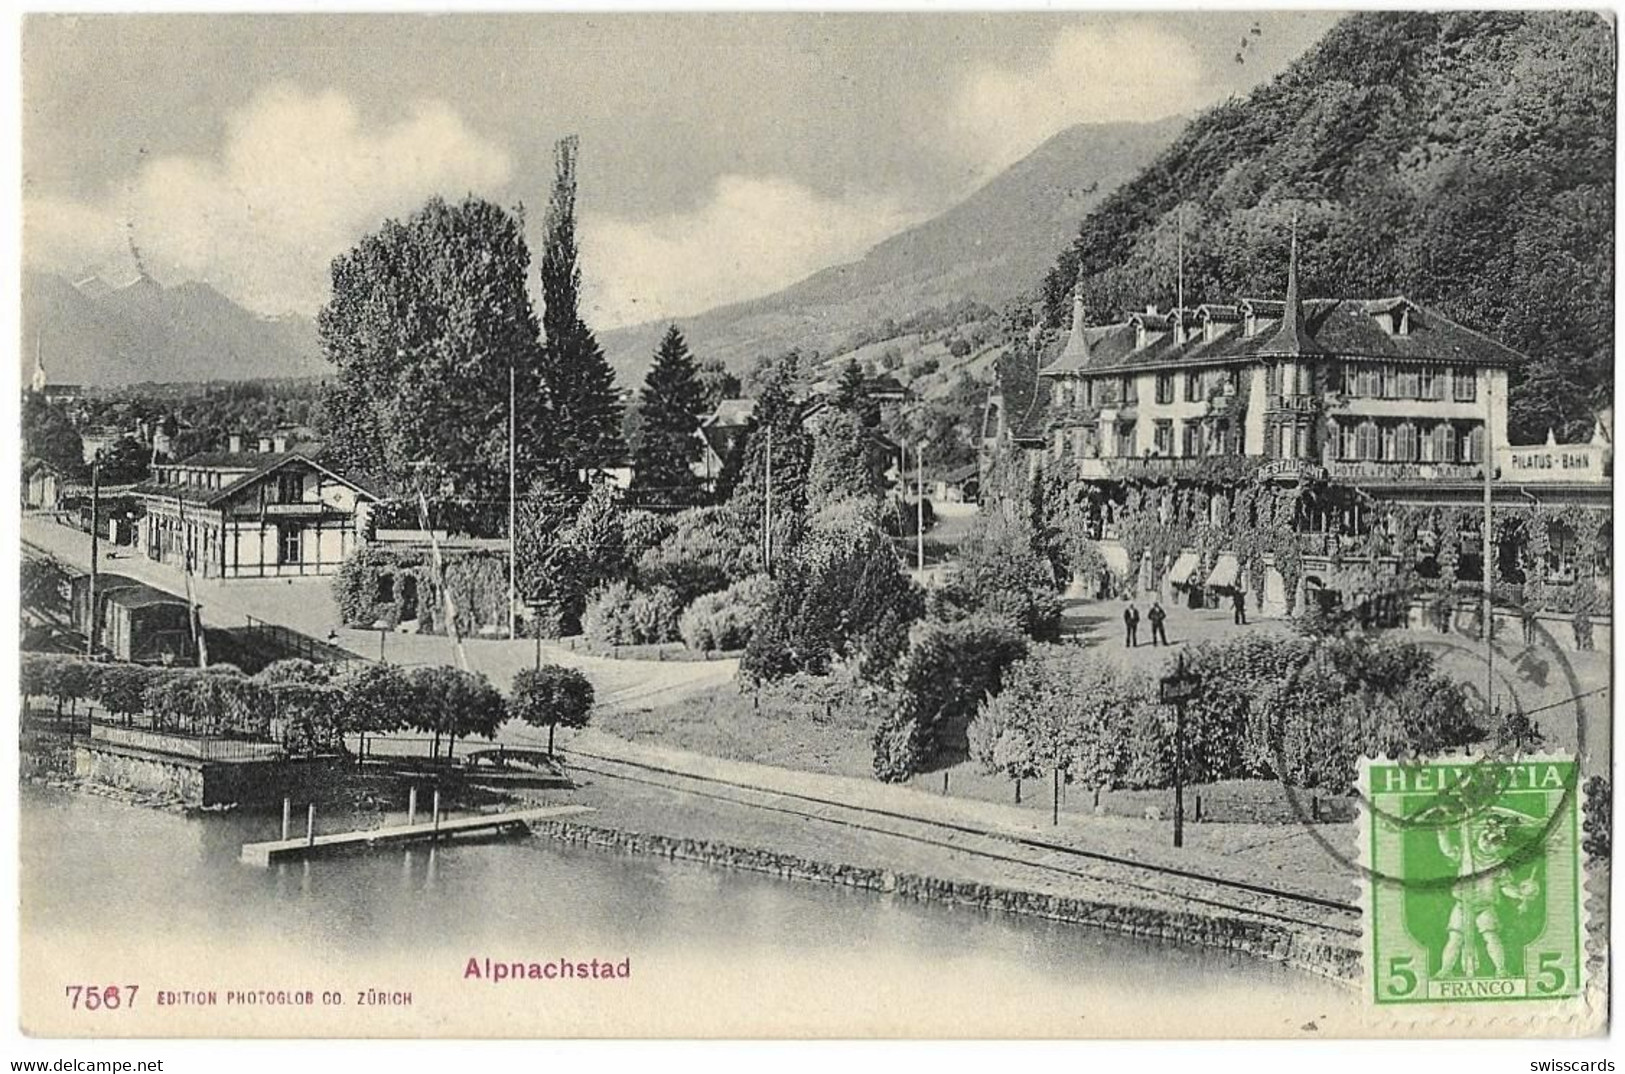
[1352,365,1380,398]
[1394,367,1419,399]
[1184,371,1202,403]
[1155,373,1175,405]
[1122,376,1138,404]
[1463,425,1484,464]
[1268,364,1283,396]
[1356,421,1381,461]
[1452,369,1478,402]
[1084,379,1096,408]
[1417,367,1438,400]
[1381,424,1397,460]
[1117,422,1137,457]
[1394,423,1419,462]
[1182,422,1202,457]
[1153,420,1173,456]
[1434,423,1457,463]
[1279,424,1295,459]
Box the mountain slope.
[21,271,324,386]
[600,116,1187,380]
[1039,10,1614,443]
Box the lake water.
[20,786,1348,1037]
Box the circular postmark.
[1264,577,1592,891]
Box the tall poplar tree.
[536,136,623,483]
[630,326,707,507]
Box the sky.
[22,11,1342,330]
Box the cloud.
[950,23,1208,177]
[578,175,918,330]
[24,86,512,313]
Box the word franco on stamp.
[1360,753,1588,1011]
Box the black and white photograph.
[10,7,1616,1047]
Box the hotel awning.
[1205,552,1240,590]
[1168,551,1200,587]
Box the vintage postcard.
[13,9,1614,1041]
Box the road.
[22,513,735,710]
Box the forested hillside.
[1039,11,1614,444]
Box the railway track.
[514,736,1361,938]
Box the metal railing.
[88,719,287,762]
[243,615,366,666]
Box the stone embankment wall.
[532,819,1359,983]
[75,742,348,807]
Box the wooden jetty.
[239,805,592,866]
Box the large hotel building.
[984,243,1611,621]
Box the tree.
[696,358,741,410]
[333,662,411,756]
[741,501,923,684]
[630,326,708,508]
[510,665,595,754]
[20,558,69,616]
[94,436,152,485]
[936,502,1062,640]
[22,394,85,479]
[515,478,587,635]
[536,136,623,481]
[563,481,627,595]
[319,196,543,509]
[93,664,155,726]
[406,665,504,760]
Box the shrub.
[621,510,676,564]
[884,614,1028,774]
[583,582,683,645]
[679,574,772,651]
[937,505,1061,641]
[871,711,922,783]
[636,506,760,605]
[741,504,924,684]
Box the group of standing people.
[1121,588,1250,648]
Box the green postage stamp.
[1361,755,1586,1006]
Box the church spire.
[1272,214,1321,356]
[30,330,47,394]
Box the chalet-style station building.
[131,435,379,580]
[984,240,1612,616]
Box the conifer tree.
[536,136,623,484]
[630,326,707,508]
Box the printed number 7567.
[65,985,138,1010]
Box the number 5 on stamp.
[1362,756,1584,1005]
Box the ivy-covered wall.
[333,544,510,637]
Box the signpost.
[1158,653,1202,848]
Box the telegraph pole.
[1482,376,1495,712]
[916,441,925,572]
[508,357,517,640]
[764,423,774,573]
[86,460,99,657]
